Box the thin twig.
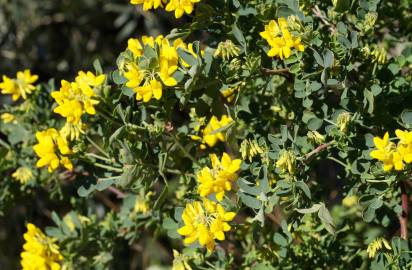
[261,68,292,79]
[400,181,408,239]
[305,140,336,162]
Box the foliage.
[1,0,412,269]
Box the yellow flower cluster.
[191,115,234,149]
[130,0,201,18]
[21,223,63,270]
[370,130,412,171]
[177,198,235,251]
[260,17,304,59]
[124,35,198,103]
[240,138,265,162]
[276,150,296,175]
[197,153,241,201]
[1,112,16,123]
[33,128,73,172]
[0,69,38,101]
[51,71,105,141]
[366,237,391,258]
[12,167,34,184]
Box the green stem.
[86,135,110,158]
[94,162,123,173]
[327,156,349,169]
[86,152,117,164]
[171,135,198,164]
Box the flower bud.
[336,112,351,134]
[276,150,296,175]
[214,40,241,61]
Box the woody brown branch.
[400,181,409,239]
[261,67,291,75]
[305,140,336,163]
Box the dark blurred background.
[0,0,179,268]
[0,0,180,82]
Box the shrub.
[1,0,412,269]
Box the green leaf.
[297,204,321,214]
[177,48,198,67]
[239,193,261,209]
[401,110,412,125]
[95,179,114,191]
[323,49,334,68]
[307,117,323,131]
[312,49,324,67]
[232,24,246,48]
[93,58,103,74]
[296,181,311,199]
[153,185,168,210]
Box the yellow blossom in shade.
[133,192,152,214]
[276,150,296,174]
[0,70,38,101]
[342,195,358,208]
[12,167,34,184]
[177,198,235,251]
[20,223,63,270]
[165,0,201,19]
[221,87,237,102]
[172,250,192,270]
[130,0,166,10]
[33,128,73,172]
[260,18,304,59]
[197,153,241,201]
[1,112,16,123]
[366,238,392,258]
[193,115,233,149]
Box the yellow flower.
[127,35,164,58]
[214,40,241,61]
[197,153,241,201]
[276,150,296,174]
[59,120,86,141]
[12,167,34,184]
[177,198,235,251]
[33,128,73,172]
[307,131,325,145]
[130,0,166,10]
[51,71,103,123]
[20,223,63,270]
[133,192,152,214]
[174,39,202,68]
[366,238,391,258]
[194,115,233,149]
[165,0,201,19]
[172,250,192,270]
[0,70,38,101]
[1,112,16,123]
[336,112,351,133]
[239,139,265,162]
[370,132,397,171]
[342,195,358,208]
[123,36,181,102]
[221,87,237,102]
[260,18,304,59]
